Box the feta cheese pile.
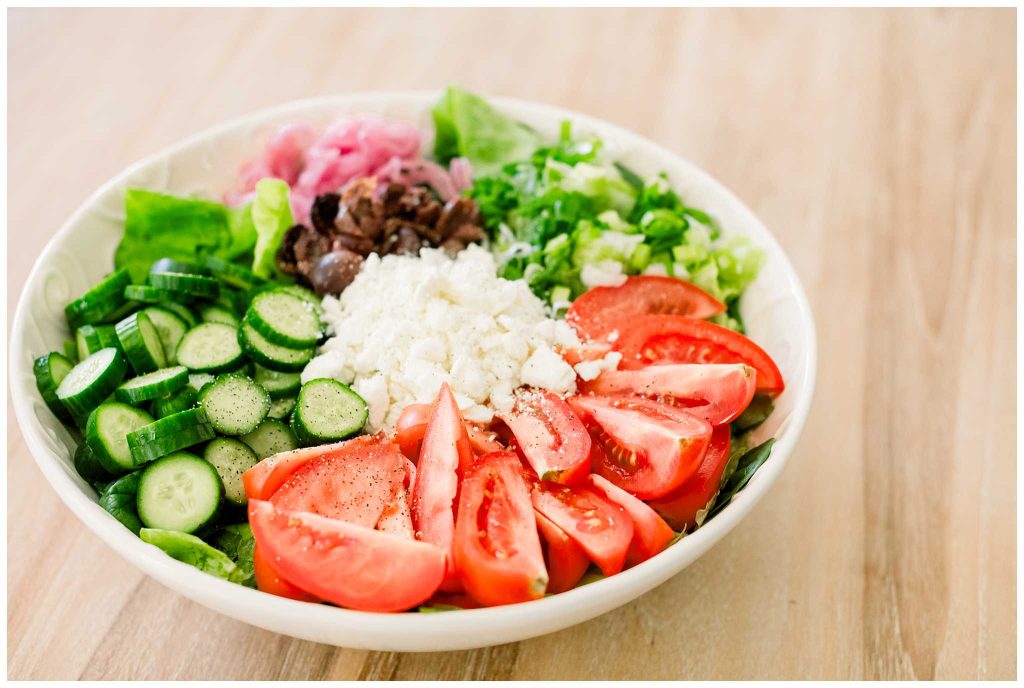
[302,245,611,431]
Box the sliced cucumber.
[291,378,368,446]
[267,397,296,420]
[75,324,120,360]
[62,339,79,363]
[176,323,244,373]
[125,284,196,305]
[126,408,216,465]
[188,373,216,392]
[64,269,132,329]
[150,257,210,276]
[199,304,240,327]
[55,348,128,421]
[252,364,301,399]
[237,322,313,372]
[136,452,223,532]
[203,255,266,291]
[86,402,156,474]
[148,271,220,299]
[141,306,188,365]
[74,437,112,482]
[277,284,325,319]
[115,366,189,405]
[246,290,323,349]
[115,312,167,373]
[160,301,198,328]
[198,374,270,436]
[203,438,258,505]
[240,419,299,459]
[152,386,198,418]
[33,352,75,423]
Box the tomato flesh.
[270,440,405,527]
[586,473,674,566]
[394,403,430,461]
[500,389,591,485]
[376,458,416,539]
[467,424,505,455]
[615,315,785,393]
[454,451,547,606]
[569,394,712,499]
[582,363,756,426]
[534,510,590,594]
[567,276,725,342]
[647,426,732,531]
[252,544,319,602]
[249,500,445,612]
[242,434,385,501]
[531,482,634,576]
[411,382,474,591]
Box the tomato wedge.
[568,395,712,499]
[556,339,613,366]
[270,440,405,527]
[394,403,430,461]
[249,500,445,612]
[252,544,319,602]
[567,276,726,342]
[582,363,756,426]
[586,473,674,566]
[534,510,590,594]
[376,458,416,539]
[615,315,785,394]
[242,434,385,501]
[411,382,474,591]
[467,424,505,455]
[647,426,731,531]
[532,482,634,576]
[454,451,547,606]
[499,389,591,485]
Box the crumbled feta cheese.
[580,259,628,289]
[573,350,622,381]
[306,245,581,431]
[642,263,669,276]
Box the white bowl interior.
[10,92,816,651]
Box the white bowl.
[10,92,817,651]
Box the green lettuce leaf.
[432,86,541,174]
[225,202,257,259]
[251,178,294,280]
[140,529,249,584]
[207,523,256,588]
[115,189,233,282]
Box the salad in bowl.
[12,87,813,647]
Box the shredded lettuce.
[432,86,541,175]
[251,178,294,280]
[463,111,765,330]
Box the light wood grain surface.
[7,7,1016,680]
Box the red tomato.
[647,426,731,531]
[411,383,474,591]
[556,339,613,366]
[586,473,674,566]
[581,362,756,426]
[252,544,319,603]
[534,510,590,594]
[249,500,445,612]
[270,441,405,527]
[615,315,785,394]
[394,403,430,461]
[454,451,547,606]
[466,424,505,455]
[376,458,416,539]
[499,390,591,485]
[532,482,634,576]
[568,395,712,499]
[242,434,386,501]
[567,276,725,342]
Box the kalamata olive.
[308,249,363,296]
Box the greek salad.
[33,87,783,612]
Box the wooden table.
[7,8,1016,680]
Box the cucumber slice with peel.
[148,271,220,299]
[152,386,198,418]
[198,374,270,436]
[290,378,368,446]
[136,452,223,533]
[56,348,128,421]
[86,402,156,474]
[246,290,322,348]
[237,322,313,372]
[115,312,167,373]
[33,352,75,423]
[115,366,189,405]
[141,307,188,365]
[240,419,299,459]
[64,269,132,329]
[76,325,120,360]
[176,323,244,373]
[267,397,296,420]
[252,364,301,399]
[126,408,216,465]
[203,438,259,505]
